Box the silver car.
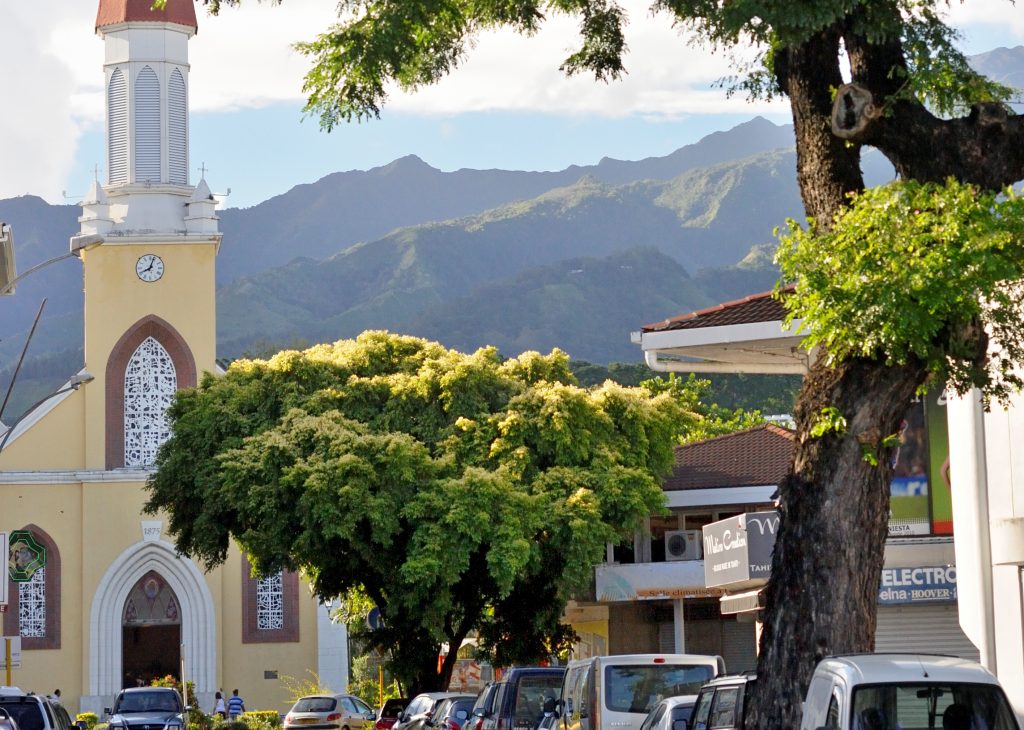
[285,695,377,730]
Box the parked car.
[429,697,476,730]
[103,687,186,730]
[689,674,755,730]
[376,699,409,730]
[799,654,1020,730]
[556,654,724,730]
[466,683,500,730]
[0,689,73,730]
[0,707,21,730]
[395,693,472,730]
[638,697,696,730]
[284,694,376,730]
[476,667,565,730]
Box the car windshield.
[115,691,181,713]
[604,665,716,714]
[381,701,406,719]
[294,698,337,713]
[0,701,45,730]
[851,682,1018,730]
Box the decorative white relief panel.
[124,336,177,467]
[18,566,46,638]
[256,573,284,630]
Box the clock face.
[136,254,164,282]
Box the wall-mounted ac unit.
[665,529,703,561]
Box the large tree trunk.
[746,358,925,730]
[746,23,930,730]
[746,4,1024,727]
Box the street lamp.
[0,372,95,454]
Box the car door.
[352,697,377,730]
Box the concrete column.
[673,599,686,653]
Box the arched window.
[124,336,177,467]
[168,69,187,185]
[241,556,299,643]
[108,68,128,185]
[3,525,61,650]
[134,65,161,183]
[105,316,196,470]
[256,573,284,630]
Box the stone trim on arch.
[88,539,216,698]
[106,314,196,469]
[2,524,61,650]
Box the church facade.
[0,0,348,716]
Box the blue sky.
[1,1,1022,210]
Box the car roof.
[568,654,721,668]
[120,688,178,693]
[816,654,1000,686]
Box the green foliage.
[76,714,99,730]
[278,671,332,704]
[147,332,688,691]
[776,179,1024,403]
[639,373,766,443]
[810,407,847,438]
[240,712,281,730]
[349,654,402,708]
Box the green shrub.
[241,712,280,730]
[76,714,99,730]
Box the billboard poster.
[926,392,953,534]
[886,392,951,537]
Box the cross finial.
[93,164,100,182]
[198,162,208,179]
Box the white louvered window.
[168,69,187,185]
[124,337,177,467]
[256,572,285,630]
[134,65,161,184]
[18,566,46,638]
[108,68,128,185]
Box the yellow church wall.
[0,387,88,471]
[80,241,218,471]
[0,480,86,711]
[219,544,322,714]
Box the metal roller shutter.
[875,604,980,661]
[720,619,757,673]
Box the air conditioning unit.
[665,530,703,561]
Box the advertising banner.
[703,511,779,590]
[878,566,957,605]
[887,393,951,538]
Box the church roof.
[96,0,198,31]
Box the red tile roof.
[664,424,795,491]
[96,0,198,31]
[642,286,795,333]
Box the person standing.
[213,691,227,719]
[227,689,246,720]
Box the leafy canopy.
[146,332,689,686]
[775,179,1024,403]
[166,0,1014,127]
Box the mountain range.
[1,45,1021,417]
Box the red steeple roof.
[96,0,198,31]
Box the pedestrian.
[227,689,245,720]
[213,691,227,719]
[51,690,61,705]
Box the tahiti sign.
[8,530,46,583]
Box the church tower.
[78,0,221,471]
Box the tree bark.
[747,357,925,730]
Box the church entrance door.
[121,570,182,688]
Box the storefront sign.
[878,566,957,604]
[703,511,779,590]
[595,561,716,601]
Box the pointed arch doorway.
[122,571,181,688]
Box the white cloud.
[1,0,1021,203]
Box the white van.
[556,654,725,730]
